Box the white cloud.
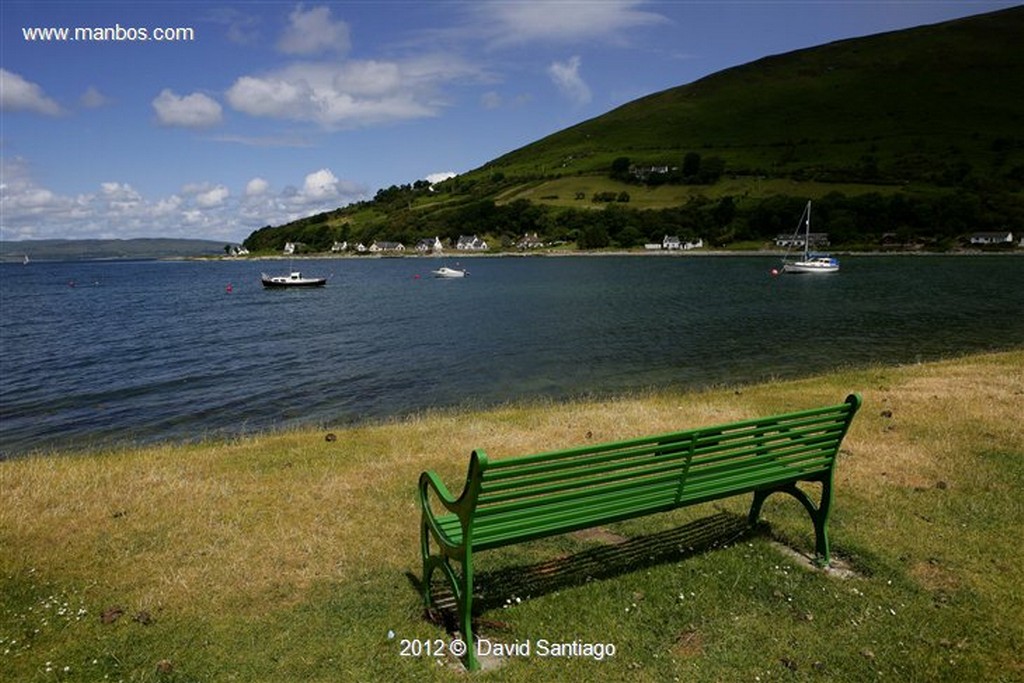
[100,182,144,210]
[548,56,592,105]
[301,168,341,201]
[471,0,668,48]
[246,177,270,196]
[277,4,351,55]
[153,195,184,216]
[0,160,85,234]
[0,69,61,115]
[425,172,457,185]
[152,89,223,128]
[0,158,368,242]
[291,168,363,206]
[80,86,109,109]
[227,56,480,128]
[225,75,312,120]
[196,185,230,208]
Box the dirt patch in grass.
[909,559,960,592]
[769,541,860,580]
[671,628,705,658]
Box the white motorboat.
[781,201,839,274]
[261,271,327,288]
[431,266,467,278]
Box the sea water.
[1,255,1021,457]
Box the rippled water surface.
[2,255,1021,457]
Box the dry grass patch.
[909,560,961,593]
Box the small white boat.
[781,201,839,274]
[261,271,327,288]
[431,266,467,278]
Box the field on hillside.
[496,175,931,211]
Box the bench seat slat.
[479,489,679,540]
[480,458,685,504]
[444,480,683,548]
[477,470,681,518]
[483,441,692,485]
[689,441,839,474]
[690,433,843,466]
[691,422,847,452]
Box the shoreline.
[4,347,1021,461]
[220,248,1024,261]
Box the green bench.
[419,394,861,669]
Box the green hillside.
[244,7,1024,254]
[484,6,1024,184]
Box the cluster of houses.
[282,234,492,255]
[773,232,830,249]
[770,231,1021,250]
[644,235,705,251]
[968,231,1019,246]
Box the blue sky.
[1,1,1016,243]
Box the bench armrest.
[419,469,460,514]
[418,450,489,547]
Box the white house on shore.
[969,231,1014,245]
[457,235,488,251]
[517,233,544,250]
[648,236,704,251]
[369,241,405,253]
[775,233,830,248]
[416,236,444,253]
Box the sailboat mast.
[803,201,811,259]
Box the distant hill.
[0,239,232,262]
[246,7,1023,253]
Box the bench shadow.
[410,510,762,629]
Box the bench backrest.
[463,395,860,546]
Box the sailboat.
[781,201,839,274]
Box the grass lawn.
[2,350,1022,681]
